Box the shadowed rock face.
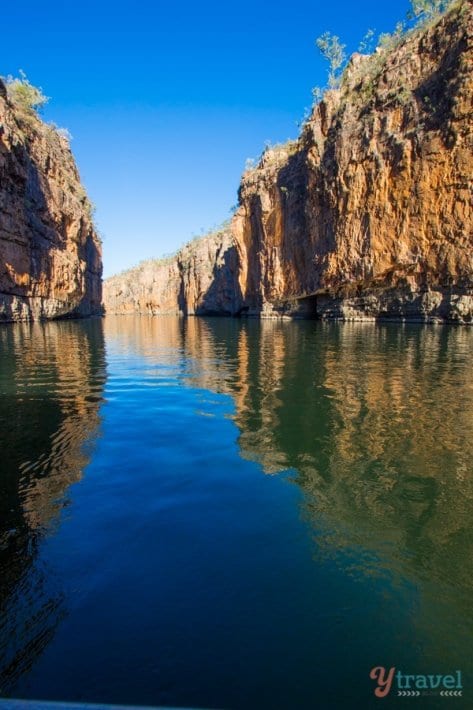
[104,2,472,323]
[234,1,473,322]
[103,227,242,316]
[0,81,102,322]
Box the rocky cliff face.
[104,226,241,316]
[0,80,102,322]
[234,0,473,322]
[105,1,472,323]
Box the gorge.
[105,0,473,324]
[1,2,471,325]
[1,3,472,707]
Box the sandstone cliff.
[234,0,473,322]
[104,226,241,316]
[105,1,472,323]
[0,78,102,322]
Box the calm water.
[0,316,472,709]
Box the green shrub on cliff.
[377,21,406,52]
[315,32,347,89]
[409,0,454,22]
[5,71,49,114]
[313,0,458,105]
[358,28,376,54]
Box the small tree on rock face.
[6,70,49,113]
[409,0,451,21]
[358,28,376,54]
[315,32,347,89]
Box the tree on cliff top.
[5,70,49,114]
[409,0,455,22]
[315,32,346,89]
[312,0,458,102]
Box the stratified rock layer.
[233,1,473,322]
[0,82,102,322]
[104,2,472,323]
[104,227,241,316]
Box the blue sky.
[4,0,412,276]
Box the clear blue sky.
[4,0,411,277]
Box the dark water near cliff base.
[0,316,472,709]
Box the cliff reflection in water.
[106,316,473,649]
[0,319,106,689]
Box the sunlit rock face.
[103,227,242,316]
[104,3,471,323]
[0,81,102,322]
[233,1,473,322]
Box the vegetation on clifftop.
[242,0,463,176]
[2,72,98,230]
[108,220,234,284]
[5,70,49,114]
[314,0,461,101]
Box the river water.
[0,316,472,709]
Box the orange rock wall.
[233,2,473,322]
[0,82,102,321]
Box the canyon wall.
[0,79,102,322]
[233,0,473,322]
[104,226,241,316]
[104,1,472,323]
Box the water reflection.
[104,316,473,670]
[2,314,472,700]
[0,319,106,688]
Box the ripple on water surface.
[0,316,472,709]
